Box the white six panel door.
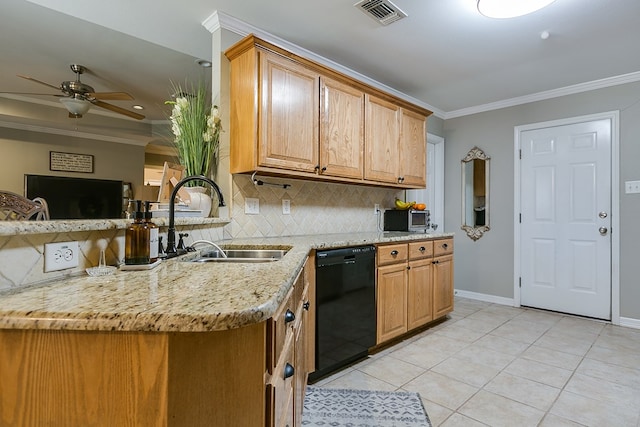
[520,119,611,320]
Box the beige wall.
[0,127,145,199]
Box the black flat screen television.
[25,175,123,219]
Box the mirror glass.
[461,146,490,241]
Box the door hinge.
[519,277,522,288]
[519,149,522,159]
[519,213,522,223]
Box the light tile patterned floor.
[313,297,640,426]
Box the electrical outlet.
[282,199,291,214]
[44,241,79,272]
[374,204,380,215]
[244,198,260,214]
[625,180,640,194]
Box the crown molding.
[204,11,445,118]
[204,12,640,121]
[444,71,640,119]
[0,119,150,146]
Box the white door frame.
[407,133,445,230]
[429,133,445,231]
[513,111,620,324]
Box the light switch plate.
[244,198,260,214]
[44,241,79,272]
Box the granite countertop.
[0,231,453,333]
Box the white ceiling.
[2,0,640,130]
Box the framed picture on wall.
[49,151,94,173]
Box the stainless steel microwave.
[383,209,431,233]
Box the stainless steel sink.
[188,248,289,263]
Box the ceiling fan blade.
[92,100,145,120]
[0,91,62,97]
[88,92,134,101]
[17,74,61,91]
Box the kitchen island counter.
[0,231,453,332]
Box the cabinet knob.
[314,165,320,173]
[407,266,411,270]
[390,250,399,256]
[442,243,448,249]
[284,309,295,323]
[284,363,295,379]
[303,301,310,311]
[419,246,426,252]
[321,166,327,172]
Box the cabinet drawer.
[409,241,433,259]
[377,243,408,265]
[268,287,296,373]
[434,238,454,256]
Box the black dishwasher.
[310,245,376,382]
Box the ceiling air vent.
[355,0,408,26]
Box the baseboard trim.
[454,289,515,306]
[619,317,640,330]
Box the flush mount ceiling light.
[59,96,91,118]
[477,0,556,18]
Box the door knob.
[599,226,608,236]
[599,211,608,219]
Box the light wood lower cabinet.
[376,238,454,345]
[267,257,314,427]
[0,258,315,427]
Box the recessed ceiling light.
[477,0,556,18]
[132,105,144,110]
[196,59,212,68]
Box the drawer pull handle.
[419,246,426,252]
[390,250,399,256]
[303,301,310,311]
[284,309,295,323]
[284,363,295,379]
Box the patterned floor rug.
[302,386,432,426]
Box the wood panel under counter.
[0,231,453,426]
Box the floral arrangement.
[165,81,221,186]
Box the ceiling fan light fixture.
[59,97,91,116]
[477,0,556,18]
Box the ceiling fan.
[9,64,145,120]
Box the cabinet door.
[260,52,320,172]
[376,263,407,343]
[399,109,427,187]
[407,258,434,330]
[365,94,400,184]
[433,254,454,318]
[320,77,365,179]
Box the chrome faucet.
[165,175,225,259]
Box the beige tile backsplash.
[0,175,401,290]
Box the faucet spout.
[165,175,225,258]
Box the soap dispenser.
[125,200,150,265]
[144,201,159,263]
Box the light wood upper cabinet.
[399,109,427,187]
[320,76,365,179]
[260,51,320,173]
[365,95,427,187]
[365,94,401,184]
[225,34,431,189]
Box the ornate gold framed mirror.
[461,146,490,241]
